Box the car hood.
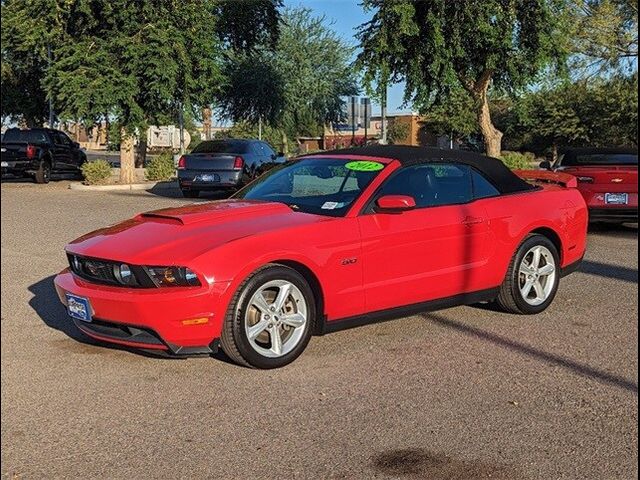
[66,200,329,265]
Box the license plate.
[66,293,92,322]
[195,173,220,183]
[1,161,8,167]
[605,193,628,205]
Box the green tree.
[386,120,410,145]
[357,0,568,158]
[1,0,65,126]
[568,0,638,75]
[45,0,224,182]
[516,85,589,160]
[217,8,358,154]
[4,1,281,182]
[500,73,638,153]
[421,87,478,144]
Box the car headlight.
[144,266,201,287]
[113,263,136,285]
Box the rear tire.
[182,189,199,198]
[495,234,560,314]
[220,264,316,368]
[34,160,51,184]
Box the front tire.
[220,264,316,368]
[495,234,560,314]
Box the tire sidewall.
[510,235,560,314]
[229,266,315,369]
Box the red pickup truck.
[1,128,87,183]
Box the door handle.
[463,216,484,226]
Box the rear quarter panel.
[481,186,588,287]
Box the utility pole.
[351,96,357,146]
[47,45,54,127]
[258,116,262,140]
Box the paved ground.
[1,180,638,480]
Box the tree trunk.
[551,142,559,163]
[104,114,110,147]
[136,138,147,168]
[281,131,288,156]
[474,88,503,158]
[464,70,503,159]
[119,130,136,184]
[202,107,212,140]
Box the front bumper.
[54,269,231,355]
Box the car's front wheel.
[496,234,560,314]
[220,264,315,368]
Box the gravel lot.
[1,180,637,479]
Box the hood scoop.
[136,200,292,226]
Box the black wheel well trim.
[41,153,53,166]
[529,226,563,264]
[271,259,325,335]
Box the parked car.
[177,139,285,198]
[1,128,87,183]
[540,147,638,223]
[55,145,587,368]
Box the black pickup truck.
[1,128,87,183]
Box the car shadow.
[28,275,175,359]
[142,182,233,201]
[1,173,79,183]
[588,222,638,239]
[423,312,638,394]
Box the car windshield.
[233,157,385,217]
[191,140,251,154]
[562,152,638,166]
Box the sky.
[283,0,413,115]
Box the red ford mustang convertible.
[55,146,588,368]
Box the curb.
[69,181,178,192]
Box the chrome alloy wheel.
[518,245,557,306]
[244,280,308,358]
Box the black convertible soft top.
[313,145,535,194]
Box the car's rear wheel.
[181,189,199,198]
[220,264,315,368]
[34,160,51,184]
[496,234,560,314]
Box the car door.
[50,131,74,170]
[357,163,494,313]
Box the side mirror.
[376,195,416,213]
[539,160,552,170]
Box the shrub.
[500,151,533,170]
[145,152,176,181]
[81,160,112,185]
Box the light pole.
[47,44,54,127]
